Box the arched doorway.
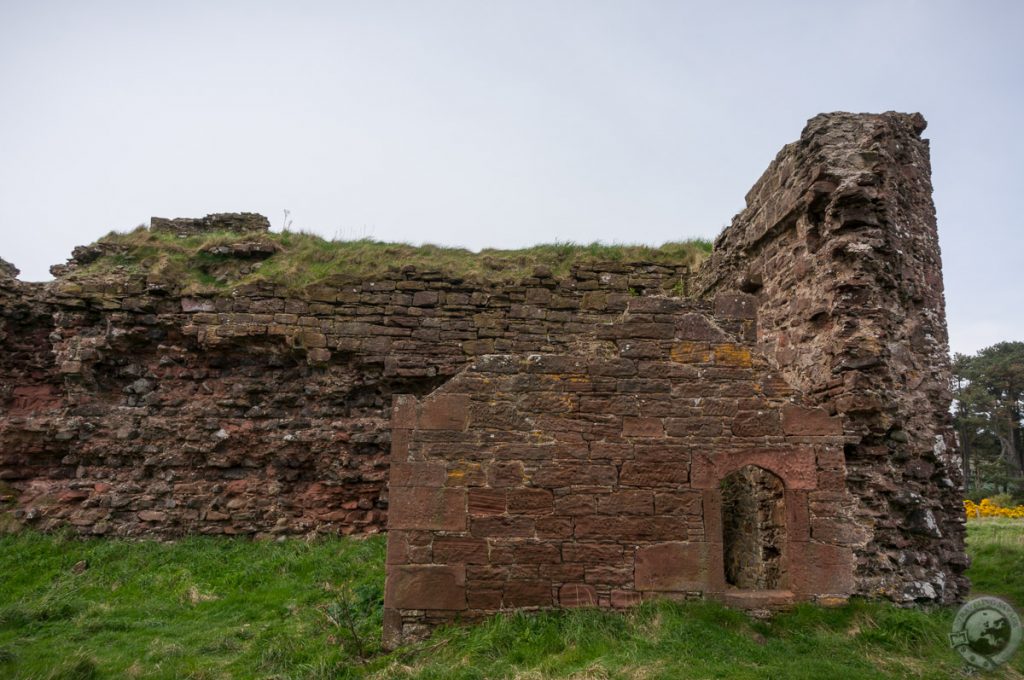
[720,465,787,590]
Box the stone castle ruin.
[0,112,967,646]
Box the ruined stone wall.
[0,250,689,537]
[383,300,856,646]
[0,112,967,628]
[693,112,967,603]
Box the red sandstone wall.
[693,112,967,604]
[0,259,689,536]
[383,298,855,646]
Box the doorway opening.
[721,465,787,589]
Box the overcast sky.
[1,1,1020,356]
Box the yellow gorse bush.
[964,498,1024,519]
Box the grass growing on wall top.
[64,226,713,293]
[1,521,1020,679]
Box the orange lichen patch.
[540,374,592,387]
[447,462,484,487]
[555,395,577,412]
[712,344,752,368]
[527,430,556,444]
[670,341,712,364]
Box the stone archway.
[720,465,787,590]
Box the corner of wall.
[693,111,967,604]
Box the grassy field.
[63,227,712,293]
[1,520,1022,679]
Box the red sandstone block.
[559,583,598,607]
[467,588,503,609]
[761,373,794,397]
[503,580,553,607]
[542,563,586,581]
[468,489,507,516]
[581,397,639,416]
[638,360,699,380]
[654,492,702,515]
[622,417,664,438]
[816,469,846,493]
[418,394,470,431]
[468,564,509,585]
[512,541,561,564]
[433,537,489,564]
[507,488,554,515]
[525,355,587,374]
[390,462,446,488]
[664,417,723,437]
[634,542,705,591]
[392,395,418,430]
[701,399,741,417]
[386,565,466,610]
[532,463,617,488]
[713,292,757,320]
[520,392,580,413]
[488,542,515,564]
[589,441,634,459]
[810,518,868,546]
[790,542,855,596]
[597,490,654,515]
[615,378,671,394]
[731,411,782,437]
[462,339,495,355]
[669,341,713,364]
[554,494,597,516]
[633,442,689,462]
[787,490,810,538]
[588,359,637,377]
[388,487,466,531]
[561,542,624,563]
[446,461,486,487]
[387,530,433,564]
[617,340,663,359]
[675,313,727,341]
[617,322,676,339]
[386,531,408,565]
[535,516,574,539]
[575,515,688,542]
[487,461,526,488]
[585,565,634,586]
[781,405,843,436]
[619,461,688,487]
[508,564,542,579]
[412,290,438,306]
[610,589,644,608]
[471,516,535,538]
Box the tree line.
[952,341,1024,502]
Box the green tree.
[952,342,1024,498]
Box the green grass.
[0,531,386,679]
[1,521,1021,679]
[62,227,712,294]
[961,518,1024,606]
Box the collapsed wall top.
[150,212,271,237]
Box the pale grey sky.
[1,0,1020,356]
